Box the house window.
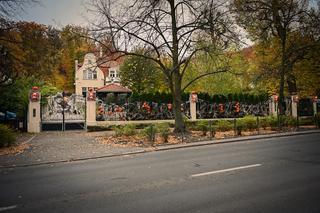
[109,70,116,78]
[83,69,97,80]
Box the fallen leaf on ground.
[0,143,30,156]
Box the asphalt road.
[1,133,320,213]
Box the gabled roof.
[77,52,124,78]
[96,83,132,93]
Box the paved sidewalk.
[0,131,145,168]
[0,129,319,168]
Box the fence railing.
[96,98,270,121]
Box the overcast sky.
[16,0,90,28]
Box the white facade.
[75,53,124,96]
[75,53,105,96]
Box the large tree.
[232,0,320,114]
[54,25,94,91]
[88,0,237,132]
[0,19,24,86]
[119,48,164,93]
[0,0,40,87]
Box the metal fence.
[96,98,270,121]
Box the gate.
[41,92,86,131]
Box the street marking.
[0,205,17,212]
[190,164,262,178]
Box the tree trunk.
[286,63,297,95]
[272,0,287,115]
[287,74,297,95]
[279,37,287,115]
[172,73,185,133]
[169,0,185,133]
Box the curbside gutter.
[1,129,319,169]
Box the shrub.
[113,125,124,137]
[283,116,297,127]
[208,121,216,138]
[241,116,257,131]
[156,123,170,143]
[185,120,197,131]
[196,120,208,136]
[143,125,157,146]
[260,117,269,129]
[266,116,278,128]
[122,124,136,136]
[235,119,244,135]
[215,120,233,132]
[0,124,15,147]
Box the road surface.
[1,133,320,213]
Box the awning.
[96,83,132,93]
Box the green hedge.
[156,123,171,143]
[129,92,268,104]
[240,116,257,131]
[113,124,136,136]
[215,120,233,132]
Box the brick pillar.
[86,88,96,126]
[27,87,41,133]
[189,92,198,120]
[269,95,278,116]
[291,95,299,118]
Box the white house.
[75,52,124,97]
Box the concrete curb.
[1,129,319,169]
[154,129,320,151]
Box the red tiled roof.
[96,83,132,93]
